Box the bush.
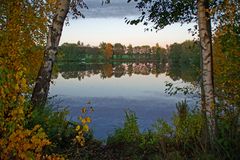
[107,110,141,158]
[26,105,75,154]
[105,101,209,160]
[26,104,95,158]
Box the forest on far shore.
[1,0,240,159]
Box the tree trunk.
[31,0,70,107]
[197,0,216,139]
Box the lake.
[49,62,197,139]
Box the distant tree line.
[57,40,201,83]
[167,40,200,82]
[58,40,200,69]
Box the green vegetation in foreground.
[27,101,240,160]
[1,0,239,159]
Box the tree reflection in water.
[54,61,198,84]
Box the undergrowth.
[22,100,240,159]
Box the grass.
[26,101,240,159]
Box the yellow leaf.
[75,125,81,131]
[85,117,91,123]
[83,124,89,132]
[81,107,86,113]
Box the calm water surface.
[49,63,195,139]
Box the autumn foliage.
[0,0,51,159]
[0,0,92,159]
[104,43,113,60]
[0,0,239,159]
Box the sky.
[60,0,196,48]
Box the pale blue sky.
[60,0,196,48]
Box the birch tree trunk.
[197,0,216,138]
[31,0,70,107]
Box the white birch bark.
[197,0,215,137]
[31,0,70,107]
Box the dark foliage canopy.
[125,0,227,31]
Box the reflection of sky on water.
[49,73,195,139]
[50,73,187,98]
